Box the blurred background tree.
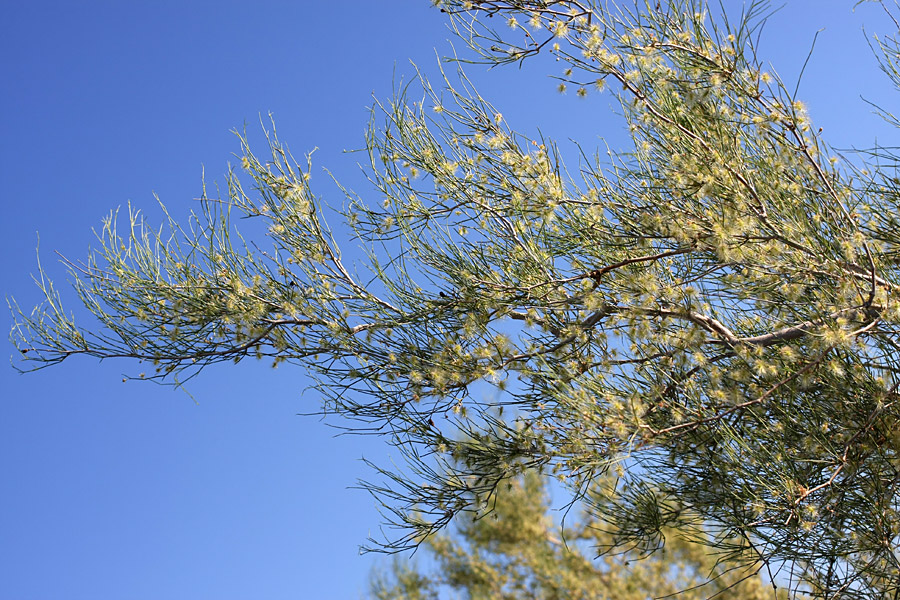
[370,471,780,600]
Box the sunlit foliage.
[370,471,781,599]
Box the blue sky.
[1,2,898,599]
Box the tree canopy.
[369,471,780,599]
[11,0,900,597]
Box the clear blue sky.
[1,2,897,599]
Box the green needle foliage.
[369,471,781,599]
[11,0,900,596]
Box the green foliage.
[370,471,780,600]
[12,1,900,597]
